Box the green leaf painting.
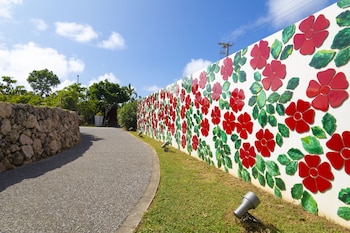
[286,161,298,175]
[279,91,293,104]
[275,177,286,191]
[337,207,350,220]
[301,136,323,154]
[277,154,290,165]
[266,172,274,188]
[334,46,350,67]
[282,24,296,43]
[337,0,350,9]
[287,148,304,160]
[271,39,282,59]
[311,126,327,139]
[257,90,266,109]
[278,123,290,137]
[338,188,350,204]
[276,103,285,116]
[286,77,299,90]
[331,28,350,50]
[222,81,230,91]
[250,82,263,94]
[309,50,336,69]
[280,44,293,60]
[267,92,280,103]
[301,191,318,214]
[291,183,304,200]
[336,10,350,26]
[258,108,268,128]
[266,160,281,176]
[276,133,283,147]
[256,155,266,173]
[254,71,261,81]
[322,113,337,135]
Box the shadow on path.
[0,132,102,192]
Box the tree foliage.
[1,69,137,125]
[27,69,60,97]
[88,79,130,110]
[117,100,138,130]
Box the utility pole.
[77,75,79,84]
[218,42,233,57]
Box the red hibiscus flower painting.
[194,92,202,109]
[192,78,199,94]
[262,60,286,91]
[240,143,257,169]
[255,129,275,157]
[326,131,350,175]
[200,118,210,137]
[211,106,221,125]
[182,121,187,134]
[220,57,233,81]
[250,40,270,70]
[192,135,199,151]
[201,97,210,115]
[222,111,235,135]
[212,82,222,101]
[230,88,245,112]
[181,134,186,148]
[236,112,253,139]
[293,14,330,55]
[299,155,334,193]
[306,69,349,111]
[285,99,315,133]
[199,71,207,89]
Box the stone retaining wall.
[0,102,80,172]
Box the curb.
[116,135,160,233]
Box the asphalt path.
[0,127,159,233]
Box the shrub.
[118,101,138,130]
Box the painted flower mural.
[220,57,233,80]
[326,131,350,175]
[262,60,286,91]
[250,40,270,70]
[299,155,334,193]
[240,142,257,169]
[285,99,315,133]
[255,129,275,157]
[137,2,350,227]
[306,69,349,111]
[293,14,330,55]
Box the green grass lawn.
[133,133,349,233]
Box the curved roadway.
[0,127,159,233]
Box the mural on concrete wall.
[137,1,350,228]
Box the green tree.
[79,99,99,125]
[88,80,130,125]
[0,76,17,95]
[118,100,138,130]
[27,69,60,97]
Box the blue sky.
[0,0,338,97]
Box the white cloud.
[0,0,22,19]
[266,0,329,29]
[30,18,48,31]
[225,0,331,43]
[88,72,120,86]
[98,32,126,50]
[0,42,85,91]
[182,58,212,77]
[143,85,161,93]
[55,22,98,43]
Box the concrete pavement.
[0,127,159,233]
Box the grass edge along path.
[132,133,348,233]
